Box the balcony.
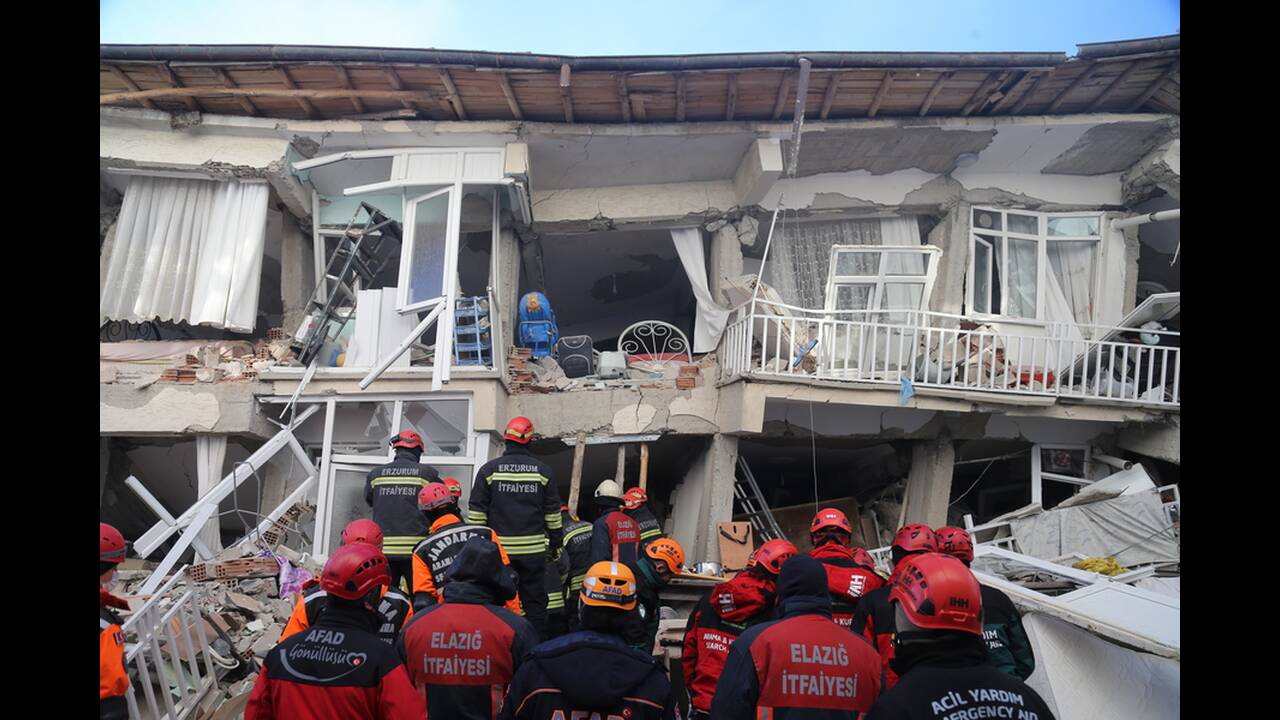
[718,299,1180,409]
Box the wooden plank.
[772,71,792,120]
[559,63,574,123]
[333,65,365,113]
[1047,63,1099,113]
[210,67,260,116]
[616,74,632,122]
[632,94,648,122]
[567,431,587,517]
[676,73,687,121]
[495,72,523,120]
[1009,70,1052,114]
[1085,61,1143,112]
[988,71,1034,114]
[918,71,951,116]
[1128,59,1179,112]
[971,70,1013,115]
[100,87,448,104]
[867,71,894,118]
[437,68,468,120]
[639,443,650,491]
[158,64,201,112]
[960,72,1003,116]
[718,521,755,572]
[385,67,446,116]
[107,64,158,110]
[274,65,319,118]
[615,445,626,486]
[726,73,738,120]
[819,72,841,119]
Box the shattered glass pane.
[330,402,397,457]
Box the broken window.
[969,207,1102,324]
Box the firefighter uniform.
[544,546,571,638]
[851,584,900,691]
[278,579,414,645]
[409,513,521,615]
[399,538,538,720]
[626,502,664,546]
[100,589,130,720]
[809,543,886,629]
[468,442,563,637]
[364,449,440,588]
[681,570,778,718]
[561,516,592,631]
[589,507,641,574]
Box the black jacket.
[497,630,679,720]
[545,544,571,614]
[468,443,563,556]
[364,449,440,557]
[562,517,593,595]
[979,585,1036,680]
[626,503,664,545]
[866,634,1055,720]
[398,538,538,720]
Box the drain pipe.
[1111,208,1179,230]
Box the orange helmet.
[100,522,127,564]
[340,519,384,547]
[934,526,974,563]
[644,537,686,574]
[810,508,853,535]
[623,487,648,510]
[321,543,390,601]
[580,561,638,611]
[417,483,454,513]
[890,552,982,635]
[747,539,798,575]
[389,430,425,451]
[504,416,534,444]
[442,477,463,500]
[893,524,938,554]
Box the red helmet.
[850,547,877,570]
[442,477,463,499]
[747,539,798,575]
[340,519,384,547]
[623,487,648,510]
[934,526,974,563]
[321,543,390,600]
[504,416,534,444]
[100,522,127,564]
[889,552,982,636]
[417,483,454,513]
[810,508,853,535]
[390,430,425,451]
[893,524,938,554]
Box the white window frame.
[823,244,943,316]
[1030,443,1094,508]
[968,207,1103,323]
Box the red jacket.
[680,571,776,713]
[808,544,886,629]
[850,582,899,691]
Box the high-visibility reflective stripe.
[640,528,663,540]
[564,526,591,541]
[371,478,429,487]
[544,515,563,529]
[498,533,548,543]
[466,511,488,523]
[486,473,548,484]
[547,596,565,610]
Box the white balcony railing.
[719,300,1180,408]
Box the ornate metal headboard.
[618,320,692,370]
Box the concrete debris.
[734,215,760,247]
[227,591,266,615]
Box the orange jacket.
[411,514,522,615]
[279,582,414,644]
[100,589,130,713]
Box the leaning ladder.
[734,457,784,542]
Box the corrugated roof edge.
[1075,34,1180,59]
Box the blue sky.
[101,0,1179,55]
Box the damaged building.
[99,34,1180,719]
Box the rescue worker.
[934,526,1035,680]
[246,542,425,719]
[410,482,521,616]
[468,416,563,639]
[681,539,797,720]
[399,537,538,719]
[498,562,681,720]
[712,554,882,719]
[808,508,887,628]
[365,430,441,590]
[588,479,641,574]
[865,553,1055,720]
[544,535,571,639]
[442,476,463,504]
[623,486,665,546]
[561,504,593,632]
[100,523,130,720]
[279,519,414,645]
[851,524,937,691]
[630,537,686,654]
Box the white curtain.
[879,216,919,246]
[765,217,882,308]
[196,435,227,556]
[100,176,270,332]
[1047,242,1094,326]
[671,228,730,353]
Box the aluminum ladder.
[734,457,783,542]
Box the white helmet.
[595,479,624,499]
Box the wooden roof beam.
[273,65,319,119]
[157,64,200,112]
[211,67,259,116]
[725,73,738,121]
[867,71,895,118]
[107,65,158,110]
[631,94,647,122]
[676,73,687,122]
[1085,61,1143,112]
[1128,59,1180,112]
[559,64,575,123]
[617,74,632,122]
[385,67,447,117]
[772,71,792,120]
[960,72,1003,116]
[989,71,1034,114]
[1046,63,1099,113]
[437,68,467,120]
[1008,70,1052,114]
[333,65,365,114]
[918,71,951,116]
[819,72,842,120]
[100,87,453,104]
[496,72,523,120]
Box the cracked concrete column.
[902,430,955,527]
[280,213,314,335]
[696,434,739,562]
[711,224,743,303]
